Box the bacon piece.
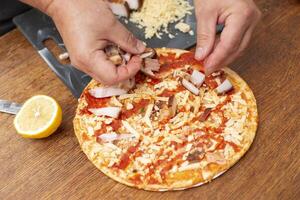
[168,95,177,118]
[141,58,160,78]
[187,149,205,163]
[199,108,212,122]
[105,44,124,65]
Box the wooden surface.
[0,1,299,199]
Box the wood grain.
[0,0,299,199]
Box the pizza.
[73,48,258,191]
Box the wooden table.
[0,1,299,199]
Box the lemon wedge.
[14,95,62,139]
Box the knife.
[0,100,22,115]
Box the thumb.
[195,8,218,61]
[109,21,145,54]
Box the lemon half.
[14,95,62,139]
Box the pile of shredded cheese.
[129,0,193,39]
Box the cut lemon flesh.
[14,95,62,139]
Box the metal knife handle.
[0,100,22,115]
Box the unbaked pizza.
[73,48,258,191]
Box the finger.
[89,51,142,85]
[194,5,218,61]
[108,21,145,54]
[114,55,142,81]
[204,15,250,75]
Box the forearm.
[20,0,56,15]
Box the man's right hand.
[23,0,146,85]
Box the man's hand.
[194,0,261,75]
[22,0,145,85]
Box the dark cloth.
[0,0,31,35]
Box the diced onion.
[98,133,118,142]
[89,107,121,118]
[216,79,233,94]
[98,133,135,142]
[140,48,156,59]
[122,53,131,62]
[190,70,205,86]
[89,87,127,98]
[182,79,200,95]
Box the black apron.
[0,0,30,35]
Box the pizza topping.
[182,78,200,95]
[178,162,201,172]
[144,58,160,72]
[110,96,123,107]
[190,69,205,87]
[140,48,156,59]
[105,44,127,66]
[97,132,136,143]
[205,152,226,165]
[89,107,121,118]
[125,102,134,110]
[98,133,135,142]
[168,95,177,118]
[186,150,205,163]
[199,108,212,122]
[105,44,122,57]
[192,96,201,114]
[122,52,132,62]
[216,79,233,94]
[141,58,161,78]
[144,104,154,128]
[89,86,127,98]
[109,54,124,66]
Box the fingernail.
[195,47,206,60]
[136,40,146,53]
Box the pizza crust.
[73,48,258,191]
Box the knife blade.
[0,100,22,115]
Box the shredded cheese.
[129,0,193,39]
[175,22,191,33]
